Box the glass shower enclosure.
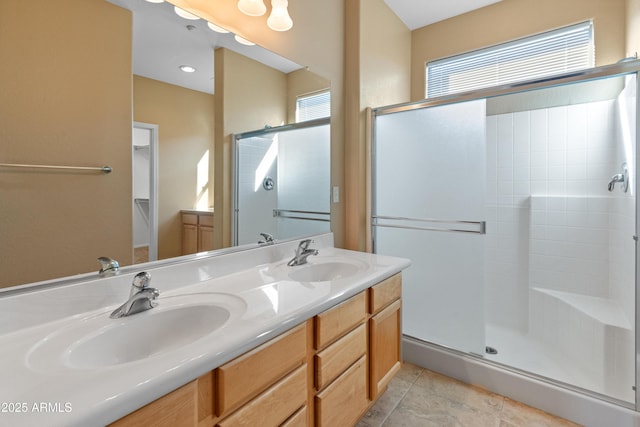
[371,62,639,407]
[233,119,331,245]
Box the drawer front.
[314,291,366,350]
[216,323,307,416]
[314,356,368,427]
[315,323,366,390]
[182,212,198,225]
[369,274,402,314]
[199,213,214,227]
[281,405,308,427]
[216,364,307,427]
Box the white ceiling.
[383,0,503,30]
[106,0,503,94]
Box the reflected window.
[426,21,594,98]
[296,90,330,122]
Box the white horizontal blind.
[426,21,594,98]
[296,90,331,122]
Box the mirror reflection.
[0,0,330,290]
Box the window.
[296,90,331,122]
[426,21,594,98]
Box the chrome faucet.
[110,272,159,319]
[287,239,318,266]
[258,232,275,245]
[97,256,120,277]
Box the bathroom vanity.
[0,233,409,427]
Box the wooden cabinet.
[182,211,214,255]
[112,274,403,427]
[369,274,402,400]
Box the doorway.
[132,122,158,263]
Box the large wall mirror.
[0,0,330,290]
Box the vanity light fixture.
[179,65,196,73]
[174,6,200,20]
[237,0,267,16]
[267,0,293,31]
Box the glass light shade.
[234,35,255,46]
[237,0,266,16]
[207,22,229,33]
[267,0,293,31]
[174,6,200,20]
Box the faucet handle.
[97,256,119,277]
[132,271,152,290]
[259,232,274,244]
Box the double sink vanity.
[0,233,410,426]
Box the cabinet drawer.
[182,212,198,225]
[110,380,196,427]
[314,291,366,350]
[199,213,214,227]
[315,323,366,390]
[315,356,368,427]
[281,405,308,427]
[369,274,401,314]
[216,364,307,427]
[216,323,307,416]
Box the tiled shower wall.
[485,91,634,332]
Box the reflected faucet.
[258,232,275,245]
[97,257,119,277]
[110,272,159,318]
[287,239,319,266]
[608,163,629,193]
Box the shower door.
[372,100,487,355]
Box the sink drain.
[485,346,498,355]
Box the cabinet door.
[369,299,402,399]
[198,225,214,252]
[182,224,198,255]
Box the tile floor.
[357,363,582,427]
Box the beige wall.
[133,76,215,260]
[0,0,132,288]
[344,0,412,251]
[411,0,627,101]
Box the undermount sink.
[27,293,245,372]
[288,258,368,282]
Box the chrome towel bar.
[372,215,486,235]
[0,163,112,174]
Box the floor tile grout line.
[379,367,426,426]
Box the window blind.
[296,90,331,122]
[426,21,594,98]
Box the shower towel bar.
[273,209,330,222]
[0,163,112,174]
[372,215,486,235]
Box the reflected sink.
[27,293,245,372]
[288,259,368,282]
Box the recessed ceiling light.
[144,0,164,3]
[174,6,200,20]
[179,65,196,73]
[234,35,255,46]
[207,22,229,34]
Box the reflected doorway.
[133,122,158,263]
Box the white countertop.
[0,234,410,426]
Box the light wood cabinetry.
[112,274,403,427]
[182,211,214,255]
[369,275,402,400]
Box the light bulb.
[237,0,266,16]
[267,0,293,32]
[207,22,229,33]
[234,35,255,46]
[174,6,200,20]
